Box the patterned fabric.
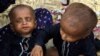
[35,8,53,30]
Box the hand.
[30,45,43,56]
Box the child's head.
[46,47,59,56]
[8,4,36,36]
[60,3,98,42]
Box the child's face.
[60,29,89,42]
[60,18,90,42]
[11,8,36,35]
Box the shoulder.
[49,23,60,33]
[0,24,10,33]
[0,24,13,42]
[0,24,12,37]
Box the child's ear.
[60,28,66,40]
[10,23,15,31]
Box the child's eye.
[15,18,22,23]
[25,17,32,22]
[16,20,22,23]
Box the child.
[0,4,45,56]
[31,3,97,56]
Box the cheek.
[60,30,65,40]
[28,22,36,28]
[14,24,22,30]
[61,34,78,42]
[61,34,66,41]
[27,21,35,26]
[65,37,80,42]
[65,38,74,42]
[11,24,22,33]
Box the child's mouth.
[22,27,30,30]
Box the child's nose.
[22,19,27,25]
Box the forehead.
[13,7,32,15]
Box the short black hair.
[8,4,35,21]
[61,2,98,31]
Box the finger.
[40,50,43,56]
[35,52,39,56]
[30,49,36,56]
[37,48,41,56]
[40,51,41,56]
[34,51,37,56]
[30,49,34,56]
[35,50,38,56]
[30,51,33,56]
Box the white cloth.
[60,0,67,4]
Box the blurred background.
[0,0,100,55]
[0,0,100,27]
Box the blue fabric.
[35,8,53,30]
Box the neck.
[21,33,31,38]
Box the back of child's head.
[60,3,97,42]
[8,4,35,22]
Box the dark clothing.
[0,24,45,56]
[0,0,15,13]
[36,24,96,56]
[95,38,100,51]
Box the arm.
[0,25,11,56]
[0,38,11,56]
[31,24,59,56]
[35,25,57,46]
